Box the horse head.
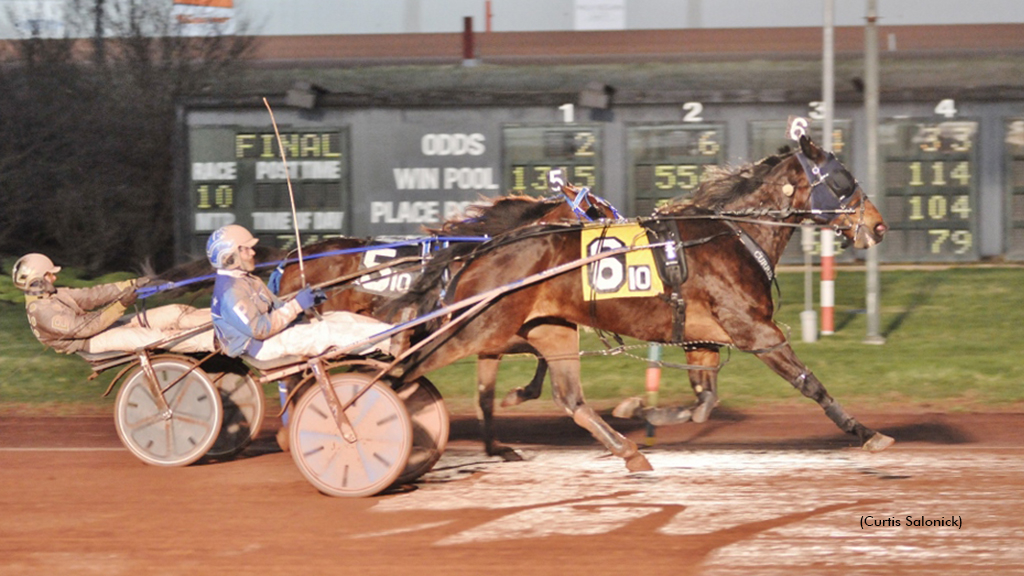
[794,135,887,249]
[556,182,622,222]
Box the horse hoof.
[643,407,693,427]
[625,452,653,472]
[487,444,525,462]
[497,447,525,462]
[612,396,644,419]
[276,427,290,453]
[863,432,895,452]
[500,388,525,407]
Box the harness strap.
[723,219,775,284]
[569,187,592,219]
[643,219,689,344]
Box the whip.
[263,97,307,287]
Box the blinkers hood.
[796,151,860,221]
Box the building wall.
[3,0,1024,39]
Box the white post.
[801,223,818,342]
[820,0,836,336]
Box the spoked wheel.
[205,371,266,460]
[289,372,412,497]
[394,377,449,485]
[114,356,223,467]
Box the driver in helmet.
[207,224,390,361]
[11,253,212,354]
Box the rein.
[137,235,489,300]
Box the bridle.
[552,186,624,222]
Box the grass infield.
[1,262,1022,416]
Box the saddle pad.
[351,241,424,297]
[580,223,664,301]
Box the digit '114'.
[908,161,970,186]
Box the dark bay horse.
[276,185,622,459]
[383,135,892,472]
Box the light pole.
[864,0,886,345]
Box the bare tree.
[0,0,255,274]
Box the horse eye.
[828,170,854,195]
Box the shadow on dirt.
[446,408,976,451]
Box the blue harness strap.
[267,262,286,295]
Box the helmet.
[206,224,258,270]
[11,253,61,292]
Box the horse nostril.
[875,223,887,237]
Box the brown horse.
[382,135,892,472]
[276,184,622,459]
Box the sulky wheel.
[289,372,412,497]
[114,356,223,467]
[393,377,450,485]
[204,371,266,461]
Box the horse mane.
[424,195,563,236]
[656,150,794,214]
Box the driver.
[12,253,212,354]
[207,224,391,361]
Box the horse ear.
[799,134,825,162]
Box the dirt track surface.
[1,409,1022,576]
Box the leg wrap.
[824,399,857,435]
[572,406,636,459]
[691,389,718,424]
[791,371,827,403]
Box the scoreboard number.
[934,98,958,119]
[808,102,826,121]
[682,102,704,123]
[503,125,601,195]
[559,103,575,123]
[196,183,235,209]
[628,123,727,216]
[881,118,979,261]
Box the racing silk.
[211,269,302,357]
[24,282,133,354]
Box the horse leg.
[612,347,720,427]
[687,347,720,424]
[526,322,653,472]
[755,344,894,452]
[501,357,548,407]
[476,355,524,462]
